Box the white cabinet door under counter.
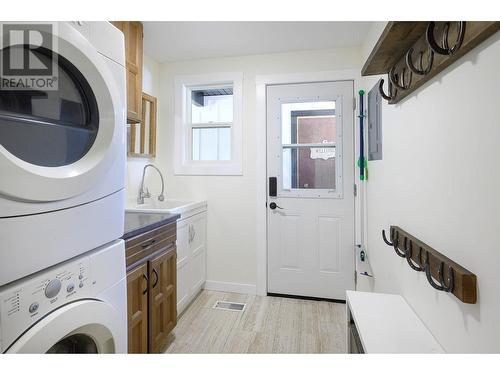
[176,209,207,314]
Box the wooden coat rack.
[382,226,477,304]
[362,21,500,104]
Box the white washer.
[0,22,126,285]
[0,240,127,353]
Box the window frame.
[174,72,243,175]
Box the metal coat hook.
[426,21,466,56]
[424,253,444,290]
[406,47,434,75]
[403,238,424,271]
[424,252,454,292]
[382,228,406,258]
[389,65,412,90]
[439,263,454,292]
[378,77,397,101]
[382,228,394,246]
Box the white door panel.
[190,213,207,293]
[267,81,354,300]
[176,219,190,312]
[176,211,207,314]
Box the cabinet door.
[126,263,149,354]
[176,219,190,314]
[189,212,207,294]
[125,21,143,123]
[148,248,177,353]
[111,21,143,123]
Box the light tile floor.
[164,290,347,353]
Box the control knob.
[45,279,62,299]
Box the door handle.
[151,268,159,288]
[269,202,283,210]
[141,239,156,249]
[188,225,193,243]
[142,273,149,295]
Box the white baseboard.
[204,280,257,295]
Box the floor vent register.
[212,301,246,312]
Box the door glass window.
[0,46,99,167]
[281,101,336,190]
[46,333,98,354]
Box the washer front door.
[4,299,125,353]
[0,22,123,202]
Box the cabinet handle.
[188,225,193,243]
[192,226,196,241]
[141,239,156,249]
[142,273,149,295]
[151,268,159,288]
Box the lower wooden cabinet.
[127,263,148,353]
[125,221,177,353]
[148,249,176,353]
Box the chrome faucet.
[137,164,165,204]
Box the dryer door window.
[0,45,99,167]
[46,333,98,354]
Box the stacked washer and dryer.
[0,22,127,353]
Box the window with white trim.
[175,73,243,175]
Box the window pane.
[282,146,336,190]
[218,127,231,160]
[281,101,335,144]
[192,127,231,161]
[191,87,233,124]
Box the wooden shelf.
[362,22,428,76]
[362,21,500,104]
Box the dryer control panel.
[0,255,92,351]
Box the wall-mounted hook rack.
[381,226,477,304]
[363,21,500,104]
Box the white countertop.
[125,198,207,219]
[347,290,444,353]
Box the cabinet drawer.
[125,222,176,268]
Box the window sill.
[174,161,242,176]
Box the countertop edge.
[123,212,180,240]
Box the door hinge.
[353,97,356,111]
[353,184,357,197]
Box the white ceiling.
[143,21,373,63]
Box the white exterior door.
[266,81,355,300]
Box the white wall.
[152,48,362,292]
[359,22,500,353]
[125,54,161,202]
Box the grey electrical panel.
[368,80,382,160]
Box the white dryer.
[0,239,127,353]
[0,22,126,285]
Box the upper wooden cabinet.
[111,21,143,123]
